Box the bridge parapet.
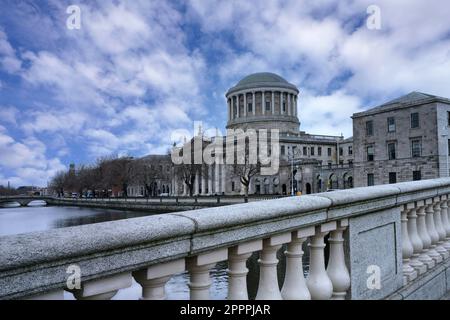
[1,178,450,300]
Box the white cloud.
[0,28,22,74]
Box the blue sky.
[1,0,450,187]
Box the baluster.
[133,259,185,300]
[307,221,336,300]
[187,248,228,300]
[72,272,132,300]
[416,200,435,269]
[255,232,292,300]
[425,199,443,264]
[327,219,350,299]
[228,240,262,300]
[433,196,449,259]
[401,205,418,285]
[26,289,64,300]
[442,196,450,251]
[281,226,315,300]
[406,203,427,275]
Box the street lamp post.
[288,148,300,196]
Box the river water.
[0,201,310,300]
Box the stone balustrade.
[2,178,450,300]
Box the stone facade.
[353,92,450,188]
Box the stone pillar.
[201,168,206,195]
[281,227,315,300]
[243,92,247,117]
[433,196,449,259]
[425,199,443,264]
[221,164,226,195]
[261,91,265,115]
[252,91,256,116]
[294,95,297,116]
[194,170,199,196]
[406,203,427,275]
[307,222,335,300]
[416,200,436,269]
[401,205,418,285]
[286,92,294,116]
[215,163,220,194]
[208,165,213,195]
[327,219,350,299]
[72,272,132,300]
[228,99,231,121]
[271,91,275,115]
[133,259,185,300]
[187,249,228,300]
[228,240,262,300]
[256,233,291,300]
[280,91,284,114]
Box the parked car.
[160,193,169,197]
[71,192,79,198]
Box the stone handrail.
[1,178,450,300]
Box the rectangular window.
[248,102,252,113]
[387,117,396,132]
[448,139,450,156]
[282,101,286,112]
[367,173,374,186]
[413,170,422,181]
[389,172,397,184]
[281,145,285,156]
[411,113,419,128]
[447,111,450,126]
[411,139,422,158]
[339,147,343,157]
[328,162,332,169]
[366,120,374,136]
[367,145,374,161]
[231,181,235,191]
[339,160,344,166]
[318,147,322,156]
[265,101,271,111]
[328,148,332,157]
[349,160,353,168]
[311,147,315,156]
[303,146,307,155]
[388,142,396,160]
[348,146,353,155]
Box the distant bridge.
[0,195,284,211]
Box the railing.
[1,178,450,300]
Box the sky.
[1,0,450,187]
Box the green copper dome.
[226,72,299,96]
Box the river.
[0,201,310,300]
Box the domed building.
[226,72,300,135]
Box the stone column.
[256,233,291,300]
[401,205,418,285]
[280,92,284,114]
[72,272,132,300]
[215,163,220,194]
[235,95,239,119]
[271,91,275,115]
[294,95,298,116]
[327,219,350,299]
[261,91,265,115]
[228,99,231,121]
[287,93,291,116]
[243,92,247,117]
[133,259,185,300]
[281,227,315,300]
[433,197,449,259]
[201,168,206,195]
[252,91,256,116]
[228,240,262,300]
[307,222,335,300]
[187,249,228,300]
[221,164,226,195]
[425,199,443,264]
[194,170,199,196]
[406,203,427,275]
[208,165,213,195]
[416,200,436,269]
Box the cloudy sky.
[1,0,450,187]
